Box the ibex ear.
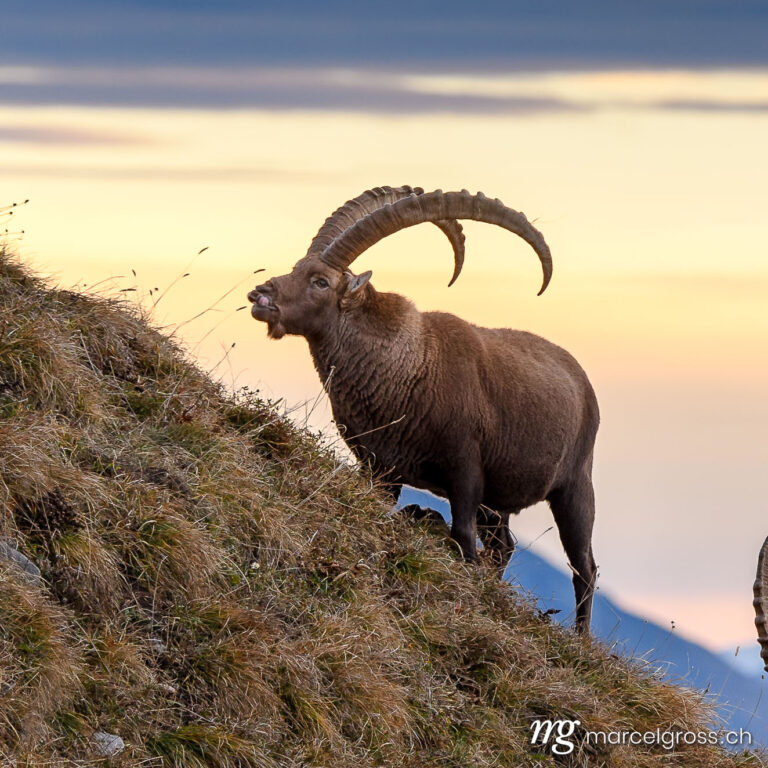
[346,270,372,295]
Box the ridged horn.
[753,536,768,673]
[319,189,552,294]
[307,186,465,286]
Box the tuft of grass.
[147,724,278,768]
[0,565,82,749]
[0,245,764,767]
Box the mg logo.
[530,718,581,755]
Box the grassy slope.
[0,248,761,768]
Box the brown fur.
[249,255,599,633]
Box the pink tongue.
[257,295,271,307]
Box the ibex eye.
[313,278,329,289]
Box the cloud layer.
[0,68,586,113]
[3,66,768,115]
[4,0,768,71]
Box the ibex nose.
[248,281,273,302]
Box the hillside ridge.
[0,248,761,767]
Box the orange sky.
[3,69,767,650]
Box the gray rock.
[148,637,167,655]
[92,731,125,757]
[0,539,41,586]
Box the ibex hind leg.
[548,474,597,635]
[477,507,516,577]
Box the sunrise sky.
[2,1,767,653]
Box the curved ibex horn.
[308,186,465,287]
[754,536,768,673]
[320,188,552,295]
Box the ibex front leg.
[447,459,484,563]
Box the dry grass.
[0,247,763,767]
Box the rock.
[398,504,449,529]
[92,731,125,757]
[0,539,41,586]
[148,637,167,655]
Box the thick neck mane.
[307,286,427,444]
[308,286,420,381]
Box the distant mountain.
[399,487,768,746]
[719,647,767,679]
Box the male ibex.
[248,186,599,633]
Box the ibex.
[248,186,599,633]
[754,537,768,672]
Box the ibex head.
[248,186,552,341]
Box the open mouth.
[248,290,278,316]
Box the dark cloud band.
[3,1,768,70]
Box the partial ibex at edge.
[754,537,768,672]
[249,186,599,633]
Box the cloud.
[3,1,768,71]
[0,163,339,182]
[4,66,768,117]
[654,99,768,113]
[0,67,585,114]
[0,125,151,145]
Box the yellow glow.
[3,70,767,649]
[402,68,768,106]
